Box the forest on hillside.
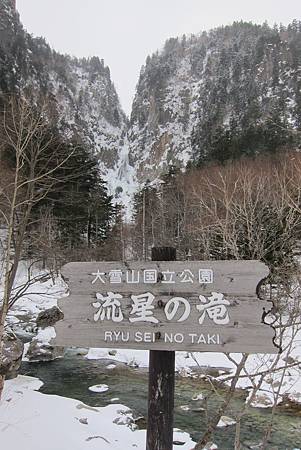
[1,2,301,448]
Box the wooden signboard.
[53,260,277,353]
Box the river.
[20,351,301,449]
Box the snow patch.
[88,384,109,393]
[0,376,195,450]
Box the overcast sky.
[17,0,301,115]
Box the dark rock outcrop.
[36,306,64,328]
[26,338,64,362]
[0,331,24,378]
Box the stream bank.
[20,350,301,449]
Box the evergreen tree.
[38,139,114,250]
[132,180,159,259]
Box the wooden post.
[146,247,176,450]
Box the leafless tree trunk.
[193,354,248,449]
[0,95,75,399]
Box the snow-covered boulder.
[26,327,63,362]
[0,331,23,378]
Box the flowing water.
[20,352,301,450]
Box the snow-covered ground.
[0,375,195,450]
[1,263,301,450]
[4,263,301,410]
[3,262,67,321]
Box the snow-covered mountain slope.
[0,0,131,200]
[1,1,301,201]
[129,21,301,182]
[128,40,200,181]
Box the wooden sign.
[53,261,277,353]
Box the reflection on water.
[20,353,301,449]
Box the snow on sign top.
[53,261,277,354]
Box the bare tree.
[0,95,75,398]
[185,154,301,270]
[180,154,301,449]
[130,154,301,448]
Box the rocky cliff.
[1,0,301,201]
[0,0,130,199]
[129,21,301,181]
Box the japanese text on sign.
[91,268,214,285]
[54,260,277,353]
[92,291,230,325]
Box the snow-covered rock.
[0,331,23,378]
[217,415,236,427]
[88,384,109,394]
[25,326,63,362]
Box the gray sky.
[17,0,301,116]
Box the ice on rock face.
[2,5,301,219]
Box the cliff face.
[1,1,301,200]
[128,22,301,181]
[0,0,129,197]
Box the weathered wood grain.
[54,317,275,353]
[53,260,277,353]
[61,261,268,296]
